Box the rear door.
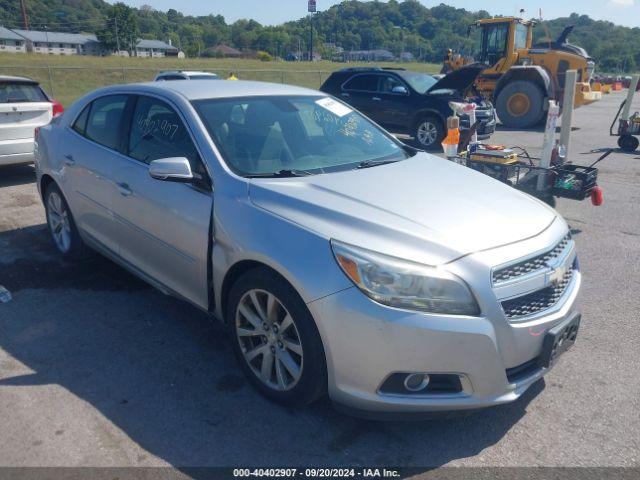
[340,74,380,120]
[61,94,130,253]
[0,81,52,158]
[110,94,212,309]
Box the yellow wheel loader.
[442,17,601,128]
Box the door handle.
[63,154,75,166]
[116,182,133,197]
[372,97,381,101]
[341,92,350,97]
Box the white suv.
[0,76,63,167]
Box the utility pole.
[20,0,29,30]
[114,16,121,54]
[309,14,313,62]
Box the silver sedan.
[35,80,581,417]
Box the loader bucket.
[575,82,602,107]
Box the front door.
[376,74,411,130]
[110,95,213,309]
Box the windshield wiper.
[356,158,402,169]
[246,169,315,178]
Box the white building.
[12,29,102,56]
[135,39,178,58]
[0,27,26,53]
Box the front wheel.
[412,115,445,150]
[226,268,327,406]
[496,80,545,129]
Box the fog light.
[403,373,430,392]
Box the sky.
[119,0,640,28]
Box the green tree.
[96,2,139,54]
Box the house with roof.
[12,29,101,55]
[211,44,243,58]
[135,39,178,58]
[344,49,395,62]
[0,26,26,53]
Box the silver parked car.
[1,76,63,167]
[154,70,220,81]
[35,80,581,417]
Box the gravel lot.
[0,91,638,472]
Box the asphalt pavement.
[0,91,638,472]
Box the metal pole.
[47,65,55,98]
[309,14,313,62]
[621,74,640,121]
[559,70,577,159]
[114,16,121,54]
[538,100,560,191]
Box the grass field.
[0,53,440,106]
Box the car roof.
[110,80,322,101]
[0,75,39,84]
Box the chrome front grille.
[501,268,574,320]
[493,234,571,284]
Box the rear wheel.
[44,183,90,260]
[496,80,545,129]
[618,134,639,152]
[412,115,444,150]
[226,267,327,406]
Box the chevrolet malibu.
[35,81,581,417]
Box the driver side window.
[128,96,208,181]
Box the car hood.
[427,63,484,94]
[248,153,557,266]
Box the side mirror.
[392,85,408,94]
[149,157,194,183]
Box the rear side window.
[72,105,90,136]
[128,96,201,172]
[84,95,128,150]
[158,75,185,81]
[0,82,47,103]
[343,74,379,92]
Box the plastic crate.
[551,165,598,200]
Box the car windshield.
[194,95,411,177]
[398,72,438,94]
[0,82,47,103]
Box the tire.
[412,115,445,150]
[496,80,545,129]
[44,183,90,260]
[618,134,639,152]
[226,267,327,407]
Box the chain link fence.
[0,65,333,105]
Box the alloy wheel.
[417,121,438,146]
[47,191,72,253]
[235,289,304,391]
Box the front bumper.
[460,110,496,140]
[308,225,580,416]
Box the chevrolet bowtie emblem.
[547,264,567,286]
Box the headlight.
[331,240,480,316]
